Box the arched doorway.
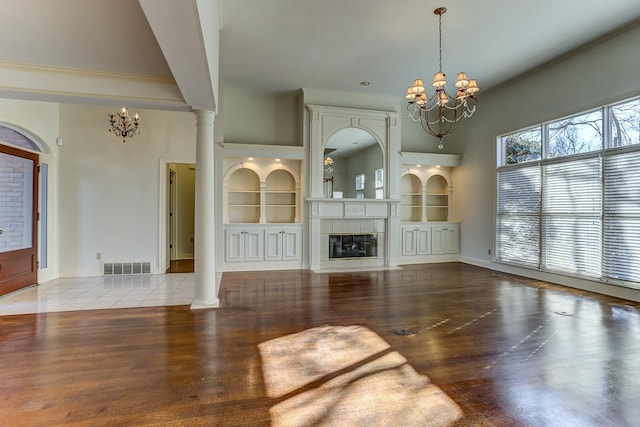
[0,126,40,295]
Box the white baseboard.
[460,256,640,303]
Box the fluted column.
[192,109,219,308]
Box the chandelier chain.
[438,12,443,72]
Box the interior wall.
[222,83,300,145]
[452,22,640,297]
[58,104,196,277]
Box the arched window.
[0,125,41,152]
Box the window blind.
[497,166,541,267]
[542,158,602,277]
[603,151,640,284]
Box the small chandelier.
[405,7,479,149]
[324,156,334,173]
[108,107,140,143]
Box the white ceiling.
[0,0,638,109]
[219,0,640,97]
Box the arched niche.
[225,167,261,223]
[323,127,382,199]
[307,105,400,200]
[426,174,449,222]
[265,169,297,223]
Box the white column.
[192,109,219,309]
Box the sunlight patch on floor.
[259,325,462,426]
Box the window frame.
[495,94,640,290]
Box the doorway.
[0,144,38,296]
[165,163,195,273]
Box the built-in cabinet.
[220,146,304,271]
[398,152,461,264]
[225,224,301,264]
[401,223,459,258]
[400,168,452,222]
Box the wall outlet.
[487,248,492,256]
[96,252,102,260]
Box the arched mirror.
[323,128,383,199]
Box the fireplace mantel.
[307,198,400,219]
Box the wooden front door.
[0,144,38,296]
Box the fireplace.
[329,234,378,259]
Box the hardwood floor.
[1,263,638,426]
[165,259,195,273]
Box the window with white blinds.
[542,158,602,277]
[496,94,640,289]
[603,150,640,283]
[497,166,540,267]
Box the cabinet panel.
[225,230,245,262]
[432,224,459,254]
[264,229,282,261]
[416,227,431,255]
[402,226,417,256]
[245,230,263,261]
[225,228,263,262]
[282,228,301,261]
[264,227,301,261]
[401,225,431,256]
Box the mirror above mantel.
[323,128,383,199]
[307,104,400,201]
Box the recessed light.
[248,157,254,160]
[275,158,281,162]
[360,81,370,86]
[436,165,441,168]
[416,164,421,167]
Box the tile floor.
[0,273,195,316]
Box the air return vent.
[103,261,152,276]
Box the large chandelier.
[405,7,479,149]
[108,107,140,143]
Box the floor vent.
[103,262,152,276]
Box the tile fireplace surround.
[320,219,385,269]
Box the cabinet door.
[416,227,431,255]
[244,230,264,261]
[444,226,459,254]
[401,226,417,256]
[431,227,445,254]
[225,229,245,262]
[282,228,301,261]
[264,229,283,261]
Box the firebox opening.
[329,234,378,259]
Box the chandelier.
[405,7,479,149]
[108,107,140,143]
[324,156,334,173]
